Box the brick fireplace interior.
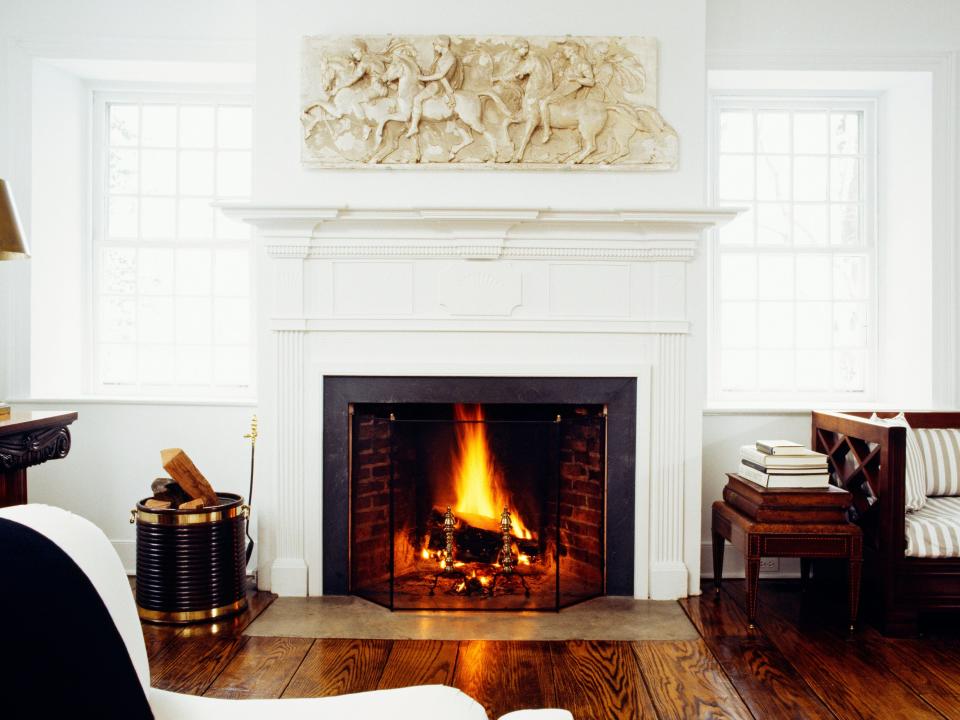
[350,402,606,610]
[322,376,638,605]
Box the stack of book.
[739,440,830,488]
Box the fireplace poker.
[243,415,258,566]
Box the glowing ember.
[518,553,530,565]
[450,404,533,539]
[421,548,431,560]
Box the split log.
[178,498,205,511]
[426,508,541,564]
[160,448,218,506]
[144,499,172,509]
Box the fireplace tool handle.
[243,415,258,566]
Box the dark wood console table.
[0,410,78,507]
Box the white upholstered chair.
[0,504,570,720]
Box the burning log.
[426,507,540,565]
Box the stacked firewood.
[424,507,540,564]
[143,448,220,510]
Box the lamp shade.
[0,179,30,260]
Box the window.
[93,93,253,397]
[710,96,877,401]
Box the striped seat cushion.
[905,496,960,557]
[914,428,960,496]
[871,413,926,512]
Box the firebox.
[350,402,605,610]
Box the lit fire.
[450,404,533,539]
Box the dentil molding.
[218,205,739,262]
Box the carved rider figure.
[496,39,554,109]
[538,43,595,142]
[405,35,464,138]
[330,39,387,118]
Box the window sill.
[704,401,934,416]
[6,396,257,408]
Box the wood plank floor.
[142,579,960,719]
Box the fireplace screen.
[350,403,606,610]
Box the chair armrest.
[811,411,907,559]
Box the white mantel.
[223,204,737,600]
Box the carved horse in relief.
[370,54,500,163]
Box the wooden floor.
[143,579,960,719]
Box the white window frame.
[89,89,255,400]
[708,92,879,405]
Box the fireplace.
[350,402,606,610]
[323,376,637,603]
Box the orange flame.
[451,404,533,539]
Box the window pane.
[215,211,251,240]
[213,298,249,344]
[179,150,214,196]
[834,255,868,300]
[796,349,831,390]
[756,156,790,201]
[175,345,212,385]
[830,204,860,246]
[100,247,137,294]
[179,106,215,148]
[175,297,212,343]
[138,297,175,344]
[831,158,860,202]
[178,198,215,239]
[213,347,250,386]
[721,302,757,348]
[831,113,859,154]
[721,349,757,391]
[833,301,868,347]
[793,112,827,154]
[718,155,754,201]
[796,302,831,348]
[718,206,754,246]
[834,349,866,391]
[108,196,139,238]
[720,111,753,153]
[758,302,794,348]
[795,255,832,300]
[758,349,794,390]
[175,249,212,295]
[139,346,175,385]
[793,204,828,246]
[109,105,139,146]
[216,151,252,197]
[100,344,137,384]
[720,255,757,300]
[99,297,136,342]
[214,249,249,296]
[757,256,794,300]
[140,197,176,239]
[756,203,791,246]
[140,149,177,195]
[140,105,177,147]
[217,106,252,149]
[137,248,174,295]
[757,112,789,154]
[109,149,138,193]
[793,156,827,201]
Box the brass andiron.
[499,507,515,574]
[442,506,456,573]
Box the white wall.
[255,0,706,208]
[29,60,87,397]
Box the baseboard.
[699,541,801,580]
[112,539,136,575]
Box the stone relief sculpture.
[300,35,678,169]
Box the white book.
[756,440,811,456]
[738,463,831,489]
[740,445,828,469]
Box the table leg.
[800,558,811,590]
[711,529,725,595]
[746,556,760,629]
[0,468,27,508]
[849,556,862,632]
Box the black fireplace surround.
[322,376,637,596]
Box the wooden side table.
[712,474,863,630]
[0,410,78,507]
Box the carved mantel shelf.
[218,205,740,262]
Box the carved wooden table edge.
[711,474,863,634]
[0,410,79,507]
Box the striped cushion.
[871,413,926,512]
[915,428,960,496]
[905,496,960,557]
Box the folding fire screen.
[350,403,606,611]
